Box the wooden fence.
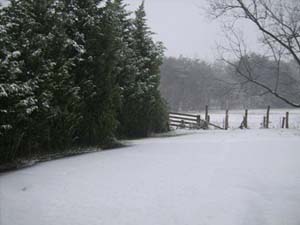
[169,105,293,130]
[169,112,224,130]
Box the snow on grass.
[1,129,300,225]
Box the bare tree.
[208,0,300,107]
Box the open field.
[1,129,300,225]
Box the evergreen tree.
[0,0,168,164]
[120,1,168,137]
[0,0,80,162]
[105,0,140,137]
[62,0,120,146]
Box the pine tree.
[0,0,44,161]
[62,0,120,146]
[120,1,168,137]
[104,0,141,137]
[0,0,81,162]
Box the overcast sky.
[0,0,259,61]
[126,0,260,61]
[126,0,223,60]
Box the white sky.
[125,0,260,61]
[0,0,260,61]
[126,0,220,60]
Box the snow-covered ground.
[1,129,300,225]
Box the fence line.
[169,106,296,130]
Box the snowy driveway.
[1,129,300,225]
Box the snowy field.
[1,129,300,225]
[193,108,300,129]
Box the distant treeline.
[0,0,168,163]
[160,55,300,111]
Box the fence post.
[282,117,286,129]
[205,105,209,122]
[196,115,201,129]
[266,106,270,128]
[225,109,229,130]
[263,116,266,128]
[244,109,248,128]
[286,112,289,129]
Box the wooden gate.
[169,112,223,130]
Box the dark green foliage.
[0,0,81,161]
[0,0,168,164]
[118,2,168,137]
